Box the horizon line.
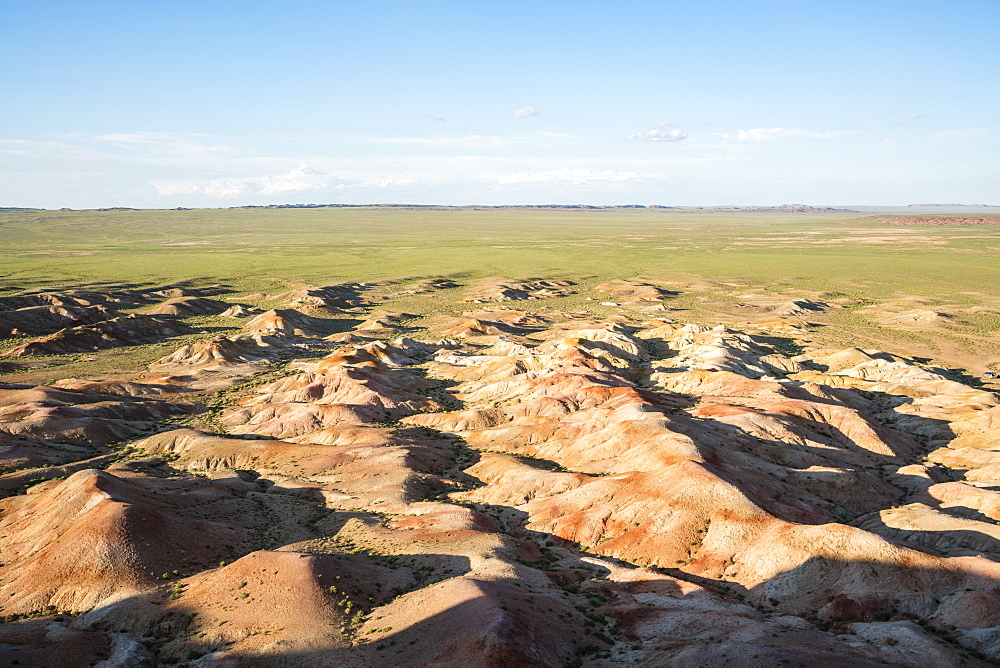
[3,203,999,213]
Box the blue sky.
[3,0,998,207]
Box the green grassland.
[2,206,999,377]
[2,207,998,295]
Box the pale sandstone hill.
[152,332,291,369]
[0,469,247,613]
[244,309,346,337]
[2,314,193,357]
[0,384,192,471]
[594,280,677,303]
[467,279,574,302]
[275,283,375,311]
[220,304,259,318]
[144,296,231,317]
[0,303,121,338]
[386,277,460,297]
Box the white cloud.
[0,138,56,156]
[725,128,854,141]
[368,135,508,148]
[630,123,687,143]
[936,128,990,138]
[149,166,352,197]
[0,133,234,165]
[151,177,250,198]
[496,168,656,186]
[258,166,339,194]
[92,131,234,159]
[513,106,539,118]
[96,132,172,144]
[370,132,578,147]
[379,177,415,188]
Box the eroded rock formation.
[1,283,999,666]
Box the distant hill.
[228,203,858,212]
[909,203,999,207]
[863,214,1000,225]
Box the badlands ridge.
[1,279,999,667]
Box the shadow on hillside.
[7,471,1000,666]
[852,510,1000,562]
[213,584,576,667]
[204,554,1000,667]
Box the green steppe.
[2,206,999,380]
